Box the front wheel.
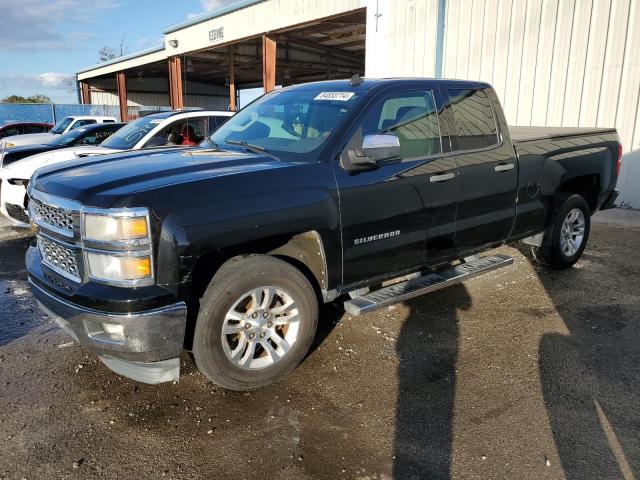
[530,194,591,269]
[192,255,318,390]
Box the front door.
[444,87,518,252]
[335,84,458,287]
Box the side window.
[103,119,115,123]
[358,89,442,159]
[447,89,499,151]
[207,115,230,134]
[26,125,47,133]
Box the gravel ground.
[0,210,638,480]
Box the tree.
[98,46,118,63]
[1,94,52,104]
[98,37,129,63]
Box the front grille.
[38,235,80,281]
[6,203,30,224]
[31,198,74,234]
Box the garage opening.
[182,8,366,109]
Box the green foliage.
[1,94,53,104]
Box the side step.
[344,254,514,316]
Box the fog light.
[100,322,124,342]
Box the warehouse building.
[76,0,640,207]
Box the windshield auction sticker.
[314,92,355,101]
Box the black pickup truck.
[25,78,621,390]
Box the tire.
[531,194,591,269]
[192,255,318,390]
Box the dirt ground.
[0,209,638,480]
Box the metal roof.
[163,0,265,34]
[76,45,165,75]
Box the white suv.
[0,116,118,149]
[0,110,234,227]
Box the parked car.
[26,78,620,389]
[0,122,53,140]
[0,111,232,227]
[0,115,117,149]
[0,123,124,225]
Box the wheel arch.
[184,231,330,349]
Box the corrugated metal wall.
[442,0,640,150]
[440,0,640,207]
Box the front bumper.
[30,276,187,384]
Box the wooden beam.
[79,81,91,105]
[262,35,276,93]
[116,72,127,122]
[229,48,236,111]
[168,56,184,110]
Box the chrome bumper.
[30,279,187,384]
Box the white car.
[0,110,234,227]
[0,115,117,149]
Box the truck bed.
[510,126,617,144]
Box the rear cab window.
[447,88,499,151]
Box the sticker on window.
[314,92,355,101]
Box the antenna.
[350,74,363,87]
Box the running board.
[344,254,514,316]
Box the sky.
[0,0,238,103]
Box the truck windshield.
[50,117,74,134]
[207,89,361,162]
[100,117,160,150]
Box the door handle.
[495,163,515,172]
[430,172,456,183]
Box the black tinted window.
[447,89,498,151]
[25,124,48,133]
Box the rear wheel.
[193,255,318,390]
[530,194,591,269]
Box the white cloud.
[0,0,118,52]
[0,73,74,91]
[201,0,239,12]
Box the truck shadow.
[393,284,471,479]
[526,245,640,479]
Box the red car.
[0,122,53,140]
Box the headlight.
[4,143,15,148]
[86,251,152,282]
[83,211,149,243]
[81,208,154,286]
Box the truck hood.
[1,132,56,147]
[31,147,288,207]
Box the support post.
[262,35,276,93]
[229,48,236,111]
[79,81,91,105]
[168,56,184,110]
[116,72,127,122]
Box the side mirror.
[341,133,401,171]
[362,133,401,161]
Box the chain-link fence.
[0,103,122,124]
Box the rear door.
[444,87,517,251]
[336,83,458,286]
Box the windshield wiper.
[225,139,280,161]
